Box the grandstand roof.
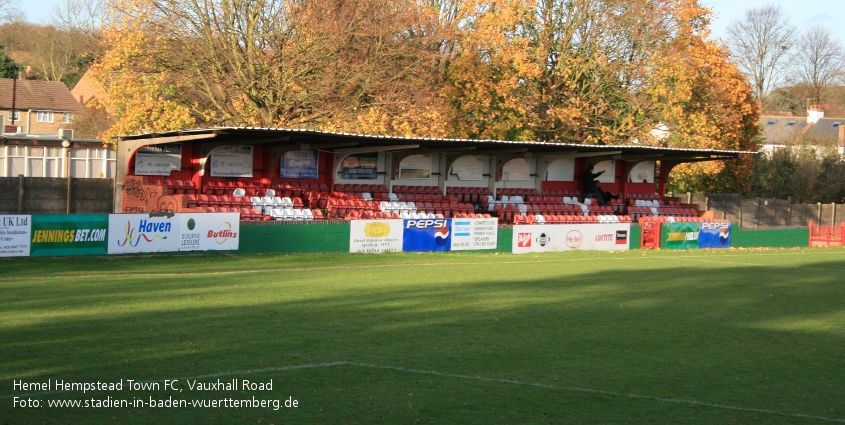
[118,127,754,163]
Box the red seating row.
[333,183,389,193]
[626,192,661,200]
[344,210,401,220]
[639,216,715,223]
[513,214,633,225]
[498,188,541,197]
[185,194,254,208]
[543,189,583,197]
[392,185,441,194]
[446,186,493,195]
[145,179,199,195]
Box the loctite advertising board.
[512,223,630,254]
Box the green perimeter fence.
[2,215,813,257]
[238,221,808,254]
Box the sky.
[18,0,845,44]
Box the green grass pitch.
[2,247,845,424]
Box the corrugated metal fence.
[684,193,844,227]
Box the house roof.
[759,115,845,145]
[70,71,103,105]
[0,78,82,112]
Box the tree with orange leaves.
[643,2,759,193]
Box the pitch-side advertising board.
[350,218,499,253]
[0,215,31,257]
[512,223,631,254]
[106,212,242,255]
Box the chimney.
[808,104,825,124]
[839,125,845,148]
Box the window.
[63,112,74,123]
[8,146,25,176]
[766,119,778,126]
[786,120,797,127]
[8,110,20,121]
[37,111,54,123]
[832,122,841,128]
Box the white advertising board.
[502,158,529,181]
[210,146,253,177]
[451,218,498,250]
[108,214,180,254]
[0,215,31,257]
[512,223,631,254]
[350,219,404,253]
[134,144,182,176]
[179,213,240,251]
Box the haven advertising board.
[512,223,630,254]
[350,218,498,253]
[108,214,180,254]
[30,214,109,257]
[178,213,240,251]
[350,219,404,253]
[0,215,31,257]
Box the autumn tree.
[0,21,99,87]
[645,5,760,193]
[725,5,795,110]
[441,0,752,145]
[90,0,454,141]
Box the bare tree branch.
[790,25,845,104]
[725,4,796,108]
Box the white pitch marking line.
[3,361,844,423]
[3,250,837,282]
[671,257,803,268]
[348,362,845,423]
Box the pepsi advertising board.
[403,218,452,252]
[699,221,732,248]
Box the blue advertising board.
[280,149,319,179]
[402,218,451,252]
[699,221,731,248]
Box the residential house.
[0,78,114,178]
[1,78,83,137]
[759,105,845,157]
